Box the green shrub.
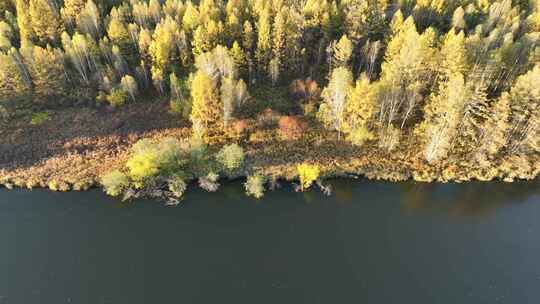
[101,170,129,197]
[106,88,128,107]
[168,175,187,199]
[187,136,215,177]
[216,143,245,172]
[297,163,320,191]
[30,111,50,125]
[244,173,266,199]
[126,138,187,188]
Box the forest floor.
[0,101,539,192]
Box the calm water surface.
[0,180,539,304]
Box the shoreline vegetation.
[1,101,538,203]
[1,0,539,202]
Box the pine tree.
[242,20,254,55]
[16,0,35,43]
[138,27,152,59]
[62,31,94,84]
[148,0,162,24]
[0,0,14,14]
[225,9,242,43]
[28,45,67,101]
[192,25,211,56]
[271,8,286,81]
[120,74,138,101]
[0,21,13,50]
[242,20,255,82]
[78,0,101,38]
[342,0,368,41]
[439,30,467,78]
[255,5,272,77]
[481,95,510,157]
[191,45,245,139]
[29,0,64,44]
[343,74,377,145]
[0,47,31,103]
[107,14,131,57]
[182,1,199,32]
[332,34,353,68]
[452,6,466,31]
[505,64,540,153]
[148,17,180,90]
[454,82,490,155]
[190,70,221,139]
[230,41,246,77]
[61,0,86,28]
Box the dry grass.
[0,102,538,191]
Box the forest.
[0,0,538,200]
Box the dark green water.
[0,180,539,304]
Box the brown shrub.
[229,119,249,138]
[289,78,321,103]
[233,119,249,134]
[278,116,308,140]
[256,108,280,128]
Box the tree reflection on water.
[399,180,540,217]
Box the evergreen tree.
[271,7,286,82]
[61,0,86,28]
[62,31,95,84]
[29,0,64,44]
[0,47,31,103]
[0,0,14,14]
[120,74,138,101]
[148,17,180,91]
[480,95,510,157]
[78,0,101,38]
[28,45,67,101]
[230,41,246,77]
[16,0,35,43]
[182,1,199,32]
[504,64,540,153]
[191,45,245,138]
[190,70,220,139]
[343,74,377,145]
[0,21,13,50]
[255,5,272,78]
[332,34,353,69]
[107,14,131,57]
[439,30,468,78]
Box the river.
[0,180,539,303]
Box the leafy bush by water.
[216,143,245,172]
[244,173,266,199]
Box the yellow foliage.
[297,163,320,191]
[126,148,160,188]
[347,125,374,147]
[190,71,221,139]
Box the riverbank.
[1,102,539,192]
